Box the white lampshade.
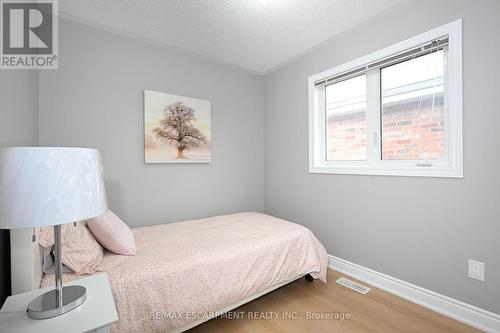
[0,147,108,229]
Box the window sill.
[309,165,463,178]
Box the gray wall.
[264,0,500,314]
[0,70,38,305]
[38,19,265,227]
[0,71,38,147]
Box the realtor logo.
[1,0,58,69]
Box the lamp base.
[28,285,87,319]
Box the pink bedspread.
[41,212,328,332]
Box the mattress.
[40,212,328,332]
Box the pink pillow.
[39,222,103,275]
[86,210,136,256]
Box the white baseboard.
[328,255,500,333]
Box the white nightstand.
[0,273,118,333]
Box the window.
[381,51,445,161]
[326,75,367,161]
[309,20,462,177]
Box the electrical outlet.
[468,260,485,281]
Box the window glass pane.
[381,50,445,161]
[325,75,367,161]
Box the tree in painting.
[153,102,207,159]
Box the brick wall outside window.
[326,111,367,161]
[327,95,444,161]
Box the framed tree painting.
[144,90,212,163]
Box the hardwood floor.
[189,269,481,333]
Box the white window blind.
[314,37,448,87]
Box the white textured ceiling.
[59,0,412,74]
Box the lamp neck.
[54,224,63,307]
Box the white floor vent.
[336,277,371,295]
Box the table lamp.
[0,147,107,319]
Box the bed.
[12,212,328,333]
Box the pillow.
[39,222,103,275]
[41,246,73,274]
[86,210,136,256]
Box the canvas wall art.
[144,90,212,163]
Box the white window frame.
[308,19,463,178]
